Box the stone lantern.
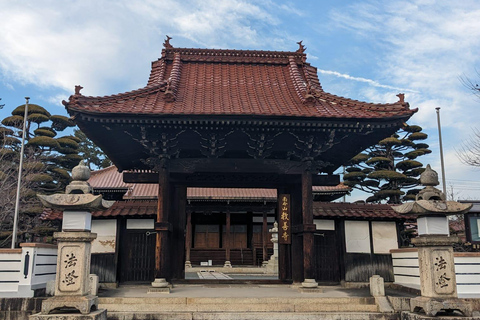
[393,164,473,317]
[265,221,279,274]
[33,161,114,320]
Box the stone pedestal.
[30,309,107,320]
[149,278,170,293]
[413,235,458,299]
[223,261,232,268]
[301,278,319,289]
[409,297,473,318]
[409,235,472,317]
[41,232,98,315]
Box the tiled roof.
[89,166,350,199]
[313,202,409,220]
[41,200,157,220]
[65,46,416,120]
[43,199,407,221]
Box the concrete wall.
[0,297,44,320]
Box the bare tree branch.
[457,127,480,167]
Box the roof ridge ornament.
[163,35,173,49]
[296,40,306,53]
[75,85,84,96]
[396,93,405,103]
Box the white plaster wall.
[345,220,370,253]
[91,220,117,253]
[126,218,155,230]
[372,221,398,254]
[314,219,335,230]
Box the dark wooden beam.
[124,171,340,188]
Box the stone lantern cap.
[393,165,472,216]
[37,160,114,211]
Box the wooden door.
[314,230,340,283]
[119,229,156,282]
[194,225,220,248]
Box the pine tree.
[74,129,111,169]
[343,124,431,204]
[0,103,78,246]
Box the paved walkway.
[196,271,232,280]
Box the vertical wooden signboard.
[278,194,291,244]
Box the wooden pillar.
[290,184,304,282]
[301,170,318,287]
[224,211,232,267]
[262,212,268,262]
[170,184,187,280]
[278,186,292,282]
[185,210,192,268]
[247,211,253,249]
[153,166,171,287]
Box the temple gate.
[63,38,416,287]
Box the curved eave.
[64,88,416,122]
[66,103,416,123]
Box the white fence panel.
[454,253,480,296]
[0,249,22,295]
[0,243,57,297]
[391,249,480,297]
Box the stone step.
[99,296,376,306]
[106,311,399,320]
[100,303,378,313]
[99,297,379,313]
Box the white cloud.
[0,0,281,97]
[329,0,480,198]
[318,69,418,93]
[329,1,480,118]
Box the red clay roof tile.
[313,202,409,220]
[65,47,416,120]
[42,199,406,221]
[88,166,350,199]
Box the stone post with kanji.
[393,165,473,317]
[32,161,114,320]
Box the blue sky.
[1,0,480,200]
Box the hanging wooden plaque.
[278,194,291,244]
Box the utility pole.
[435,107,447,195]
[11,97,29,248]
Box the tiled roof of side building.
[89,166,350,199]
[42,200,407,221]
[64,45,416,120]
[313,202,410,220]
